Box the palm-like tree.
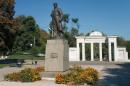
[62,14,69,32]
[71,18,79,29]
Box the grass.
[8,54,45,60]
[0,54,44,69]
[0,64,9,68]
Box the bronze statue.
[50,3,63,38]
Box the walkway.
[71,61,130,86]
[0,61,130,86]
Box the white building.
[69,31,129,62]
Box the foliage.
[55,66,99,85]
[0,64,9,68]
[34,66,44,73]
[62,14,69,32]
[117,37,130,58]
[80,67,99,84]
[30,46,41,56]
[69,28,79,47]
[63,28,79,47]
[20,68,41,82]
[65,66,84,85]
[12,16,38,52]
[4,67,44,82]
[0,0,18,55]
[36,29,48,53]
[8,54,44,60]
[5,72,20,81]
[55,66,84,84]
[117,37,127,47]
[55,73,65,84]
[12,16,48,54]
[63,17,79,47]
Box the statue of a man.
[50,3,63,38]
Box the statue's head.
[53,3,58,8]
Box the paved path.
[71,61,130,86]
[0,60,44,81]
[0,80,67,86]
[0,61,130,86]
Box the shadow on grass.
[0,59,24,64]
[94,63,130,86]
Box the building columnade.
[69,31,129,62]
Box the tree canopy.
[0,0,18,55]
[12,16,48,53]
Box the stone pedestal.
[45,39,69,72]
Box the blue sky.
[15,0,130,40]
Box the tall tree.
[72,18,79,29]
[66,18,79,47]
[36,28,48,53]
[13,16,48,54]
[0,0,17,55]
[13,16,39,52]
[62,14,69,32]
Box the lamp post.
[30,44,32,47]
[30,43,34,64]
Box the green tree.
[62,14,69,32]
[66,18,79,47]
[72,18,79,29]
[68,28,79,47]
[12,16,42,53]
[117,37,130,58]
[117,37,127,47]
[0,0,18,56]
[36,28,48,53]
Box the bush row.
[4,66,44,82]
[55,66,99,85]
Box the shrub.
[80,67,99,84]
[55,73,64,84]
[34,66,44,73]
[55,66,84,85]
[63,72,83,85]
[55,66,84,84]
[4,72,20,81]
[20,68,41,82]
[4,67,44,82]
[55,66,99,85]
[68,66,84,85]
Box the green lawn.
[8,54,45,60]
[0,54,44,69]
[0,64,8,68]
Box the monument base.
[45,39,69,72]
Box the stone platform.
[45,39,69,72]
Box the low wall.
[69,48,79,61]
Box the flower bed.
[4,66,44,82]
[55,66,99,85]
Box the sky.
[15,0,130,40]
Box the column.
[91,43,94,61]
[82,43,85,61]
[114,39,118,61]
[108,42,112,62]
[77,42,80,61]
[99,43,103,61]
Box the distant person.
[35,61,37,65]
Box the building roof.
[89,31,103,36]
